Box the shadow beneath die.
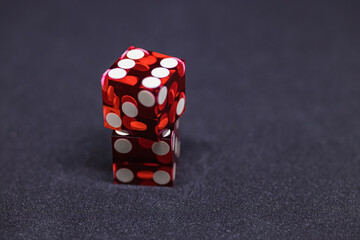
[85,129,112,178]
[76,127,113,182]
[52,125,113,184]
[176,133,215,186]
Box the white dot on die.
[126,49,145,60]
[157,86,168,105]
[172,132,176,151]
[138,90,155,107]
[151,141,170,156]
[122,102,138,117]
[142,77,161,89]
[106,113,122,128]
[176,138,181,157]
[162,129,171,137]
[108,68,127,79]
[160,58,178,68]
[174,137,178,156]
[151,67,170,78]
[115,130,129,136]
[116,168,134,183]
[173,163,176,181]
[114,139,132,154]
[117,59,135,69]
[176,98,185,115]
[153,170,171,185]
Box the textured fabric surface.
[1,1,360,239]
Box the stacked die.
[101,46,185,187]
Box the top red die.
[101,46,186,140]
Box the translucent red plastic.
[101,46,186,141]
[112,121,180,187]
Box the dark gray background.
[1,0,360,239]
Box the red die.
[112,120,180,187]
[112,120,180,165]
[101,46,185,141]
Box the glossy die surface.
[112,120,180,165]
[113,161,176,187]
[113,121,180,187]
[102,46,185,140]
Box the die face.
[102,46,186,140]
[103,106,180,141]
[111,122,180,165]
[112,121,180,187]
[113,161,176,187]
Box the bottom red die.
[113,161,176,187]
[112,120,180,187]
